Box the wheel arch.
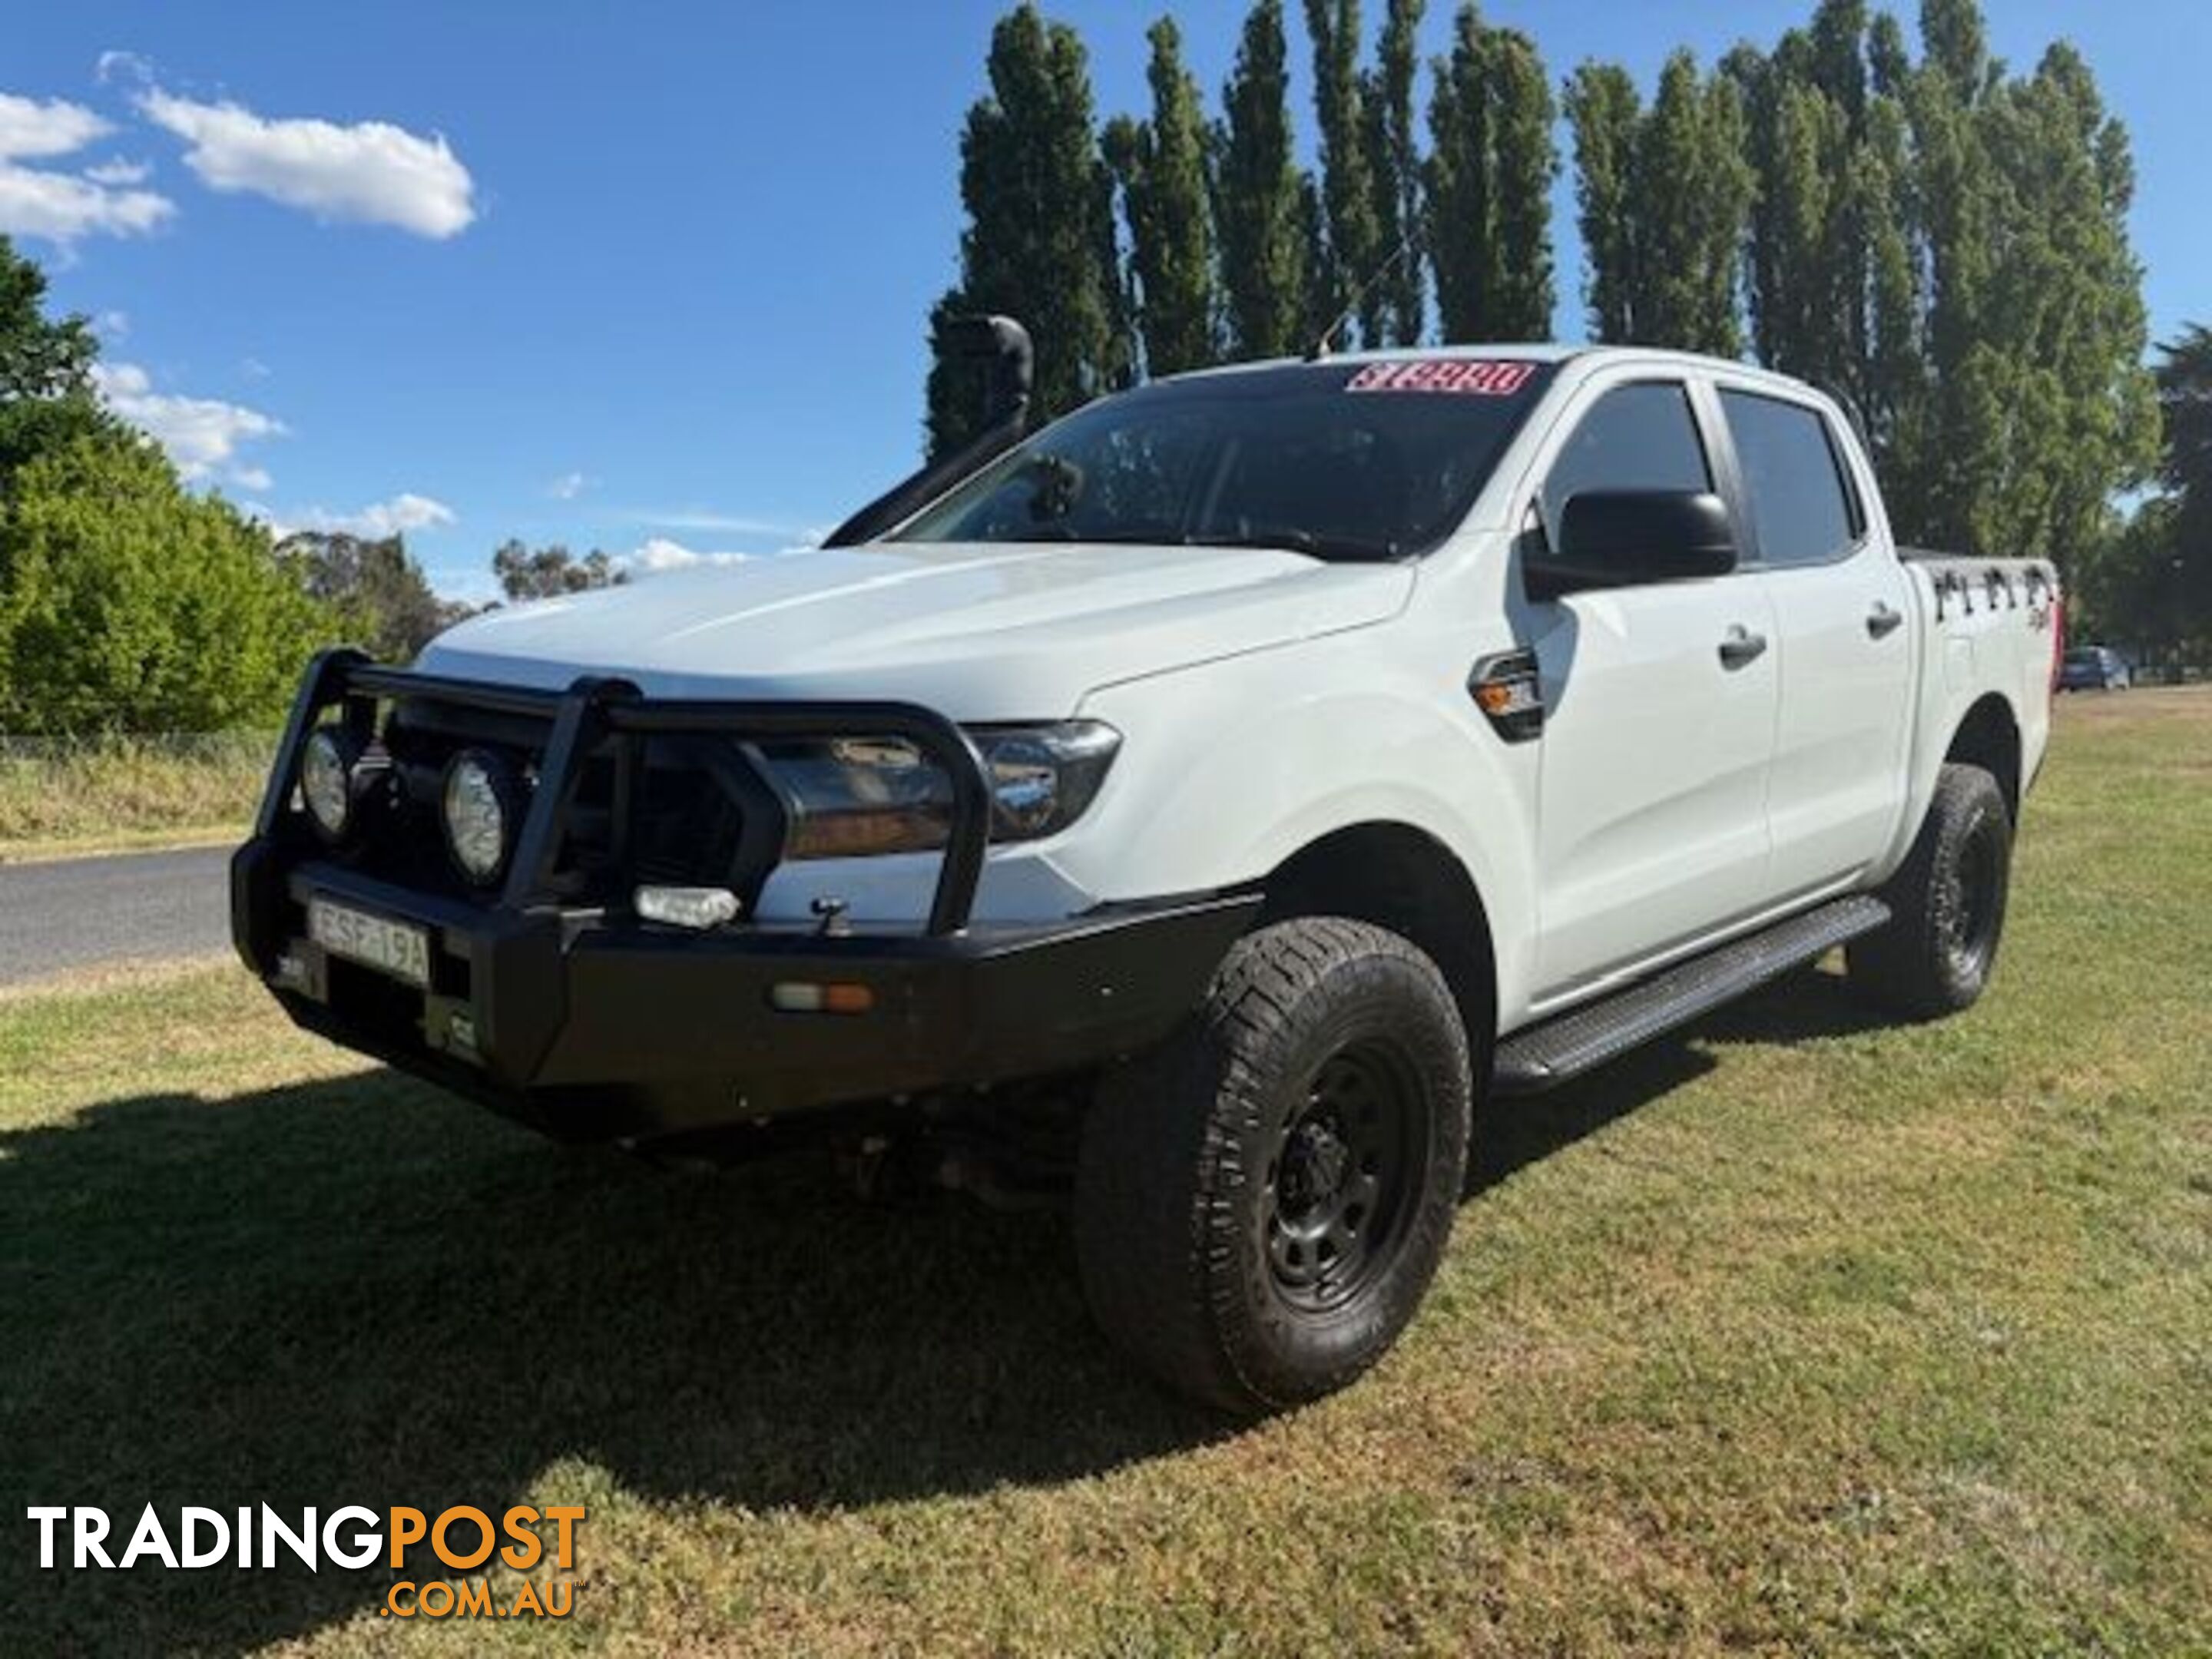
[1257,820,1498,1058]
[1944,693,2022,820]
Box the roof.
[1160,343,1825,401]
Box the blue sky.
[8,2,2206,601]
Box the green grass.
[0,732,270,862]
[2,690,2208,1656]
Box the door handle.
[1718,625,1768,670]
[1866,601,1904,640]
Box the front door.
[1526,379,1780,996]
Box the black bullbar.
[229,649,1257,1142]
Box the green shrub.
[0,429,332,734]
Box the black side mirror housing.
[1525,489,1737,598]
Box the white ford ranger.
[234,331,2061,1413]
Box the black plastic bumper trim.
[237,835,1257,1141]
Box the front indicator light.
[770,981,876,1015]
[1469,650,1545,743]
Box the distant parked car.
[2059,646,2131,691]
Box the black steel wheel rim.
[1945,820,2002,982]
[1262,1039,1425,1313]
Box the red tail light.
[2049,584,2066,697]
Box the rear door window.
[1720,390,1860,568]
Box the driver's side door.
[1526,379,1780,999]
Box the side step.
[1492,895,1892,1095]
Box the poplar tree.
[1426,8,1555,343]
[1105,19,1217,377]
[1634,52,1753,356]
[1942,41,2157,561]
[1426,10,1496,340]
[1563,63,1641,343]
[1361,0,1426,344]
[1567,51,1749,354]
[1484,27,1557,338]
[2154,325,2212,636]
[1214,0,1309,359]
[926,5,1116,457]
[1301,0,1381,344]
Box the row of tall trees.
[926,0,2163,578]
[925,0,1562,455]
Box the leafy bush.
[0,429,333,733]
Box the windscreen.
[893,358,1557,562]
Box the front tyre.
[1847,762,2013,1018]
[1074,917,1472,1416]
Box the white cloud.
[633,508,818,538]
[0,92,173,246]
[0,165,174,243]
[261,492,457,541]
[84,157,150,186]
[91,359,283,487]
[94,51,154,89]
[615,535,827,578]
[621,537,754,575]
[548,470,588,502]
[138,88,475,238]
[239,355,270,380]
[94,308,129,339]
[0,93,109,161]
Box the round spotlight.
[442,749,520,886]
[300,725,361,841]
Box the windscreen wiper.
[1181,529,1402,564]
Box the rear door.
[1717,386,1913,898]
[1525,376,1781,996]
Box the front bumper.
[232,653,1257,1142]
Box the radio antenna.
[1308,233,1422,362]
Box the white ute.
[237,335,2061,1413]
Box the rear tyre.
[1073,917,1471,1416]
[1846,763,2012,1019]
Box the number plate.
[308,897,431,988]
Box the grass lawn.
[2,690,2207,1656]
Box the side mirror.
[1525,489,1737,597]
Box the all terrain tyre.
[1846,762,2012,1018]
[1074,917,1472,1415]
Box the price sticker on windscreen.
[1344,359,1536,396]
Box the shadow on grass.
[1,1068,1224,1652]
[2,965,1887,1653]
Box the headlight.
[442,748,525,886]
[757,722,1119,859]
[979,723,1120,838]
[299,724,362,841]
